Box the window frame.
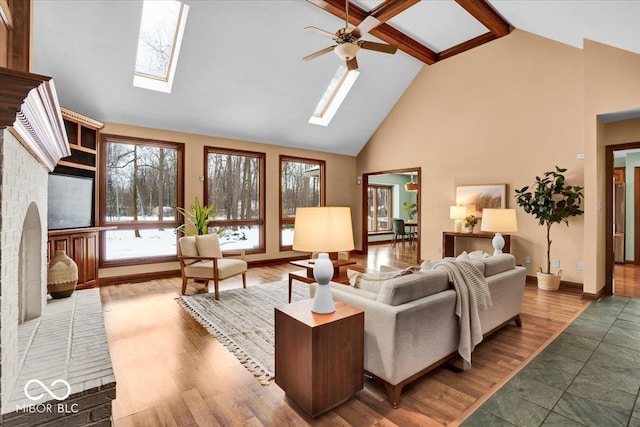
[98,134,185,267]
[204,146,266,255]
[368,184,393,234]
[279,155,326,251]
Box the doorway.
[606,144,640,297]
[362,167,421,265]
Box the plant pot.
[464,226,474,234]
[536,270,561,291]
[47,250,78,299]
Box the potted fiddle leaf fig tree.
[514,166,584,291]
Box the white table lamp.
[450,206,466,232]
[480,209,518,255]
[292,207,355,314]
[450,205,476,232]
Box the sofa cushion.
[376,270,450,306]
[483,254,516,277]
[195,234,223,258]
[347,268,416,294]
[347,269,396,294]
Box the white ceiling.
[32,1,640,157]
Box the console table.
[442,231,510,257]
[275,300,364,417]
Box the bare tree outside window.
[102,137,183,263]
[280,156,325,249]
[205,147,265,253]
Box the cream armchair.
[178,234,248,300]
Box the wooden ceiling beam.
[305,0,437,65]
[455,0,511,37]
[438,32,496,61]
[369,26,437,65]
[368,0,420,23]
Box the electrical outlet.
[578,261,584,271]
[552,259,560,268]
[436,246,441,254]
[525,256,531,264]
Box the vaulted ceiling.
[31,1,640,156]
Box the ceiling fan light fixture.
[334,43,360,60]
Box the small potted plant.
[464,215,478,233]
[402,201,418,222]
[176,197,220,236]
[514,166,584,290]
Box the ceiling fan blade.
[304,26,337,40]
[359,40,398,54]
[347,56,358,71]
[355,16,380,35]
[303,45,337,61]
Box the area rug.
[178,281,310,385]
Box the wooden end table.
[287,259,356,303]
[274,300,364,417]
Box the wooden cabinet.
[48,109,105,289]
[48,228,100,289]
[614,167,626,184]
[275,300,364,417]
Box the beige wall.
[359,30,640,291]
[583,40,640,294]
[99,123,357,278]
[358,30,589,283]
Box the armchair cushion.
[195,234,223,258]
[178,236,199,265]
[184,258,247,280]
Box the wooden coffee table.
[288,259,358,303]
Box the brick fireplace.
[0,69,115,425]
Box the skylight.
[309,65,360,126]
[133,0,189,93]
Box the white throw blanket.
[433,260,492,369]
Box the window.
[309,65,360,126]
[280,156,326,250]
[100,135,184,266]
[368,185,392,233]
[133,0,189,93]
[205,147,265,253]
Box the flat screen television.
[48,173,94,230]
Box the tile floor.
[463,295,640,427]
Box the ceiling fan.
[303,0,398,70]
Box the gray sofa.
[311,253,526,407]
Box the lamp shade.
[449,206,467,220]
[334,43,360,60]
[480,209,518,233]
[293,207,355,253]
[404,175,418,192]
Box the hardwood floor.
[614,263,640,298]
[101,247,589,426]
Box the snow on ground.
[104,225,283,260]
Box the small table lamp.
[450,205,475,232]
[449,206,466,232]
[293,207,355,314]
[480,208,518,255]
